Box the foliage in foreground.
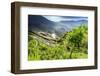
[28,25,88,60]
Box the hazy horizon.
[28,15,88,36]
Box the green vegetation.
[28,24,88,60]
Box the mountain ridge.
[28,15,88,36]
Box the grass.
[28,52,87,60]
[67,52,88,59]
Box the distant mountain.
[60,20,88,27]
[28,15,55,33]
[28,15,88,36]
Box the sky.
[43,16,88,22]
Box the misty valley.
[28,15,88,60]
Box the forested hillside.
[28,25,88,60]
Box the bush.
[28,25,88,60]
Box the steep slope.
[28,15,88,36]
